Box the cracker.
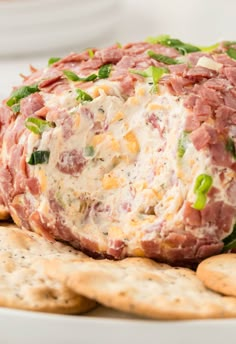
[0,224,96,314]
[45,257,236,320]
[197,253,236,297]
[0,206,10,220]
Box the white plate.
[1,306,236,344]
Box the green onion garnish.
[27,150,50,165]
[146,35,200,55]
[129,66,168,92]
[25,117,55,135]
[177,131,189,158]
[11,103,21,114]
[194,174,213,194]
[223,224,236,251]
[7,84,39,107]
[147,50,179,65]
[88,49,94,58]
[76,89,93,102]
[84,145,95,157]
[193,193,207,211]
[98,64,112,79]
[192,174,213,210]
[199,43,220,52]
[48,57,61,66]
[226,47,236,60]
[226,137,236,159]
[63,70,97,82]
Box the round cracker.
[197,253,236,297]
[0,206,10,220]
[45,257,236,320]
[0,224,96,314]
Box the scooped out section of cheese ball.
[1,37,236,264]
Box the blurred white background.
[0,0,235,98]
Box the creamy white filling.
[16,78,235,252]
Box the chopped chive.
[27,150,50,165]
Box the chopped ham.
[223,67,236,86]
[193,98,212,121]
[56,149,86,176]
[209,142,233,168]
[184,114,201,131]
[182,201,201,226]
[95,45,124,64]
[185,66,217,80]
[20,93,44,118]
[190,124,217,150]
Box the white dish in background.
[0,0,122,57]
[1,306,236,344]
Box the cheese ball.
[1,37,236,264]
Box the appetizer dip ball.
[1,36,236,264]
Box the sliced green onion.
[226,47,236,60]
[63,70,97,82]
[25,117,55,135]
[63,70,80,81]
[129,66,168,92]
[116,42,122,48]
[177,131,189,158]
[146,35,200,55]
[146,34,170,44]
[129,69,150,77]
[226,137,236,159]
[84,74,98,81]
[7,84,39,107]
[199,43,220,52]
[87,49,94,58]
[84,145,95,157]
[147,50,179,65]
[150,66,168,92]
[194,174,213,194]
[11,103,21,114]
[223,224,236,251]
[192,174,213,210]
[76,89,93,102]
[193,192,207,210]
[27,150,50,165]
[98,64,112,79]
[48,57,61,66]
